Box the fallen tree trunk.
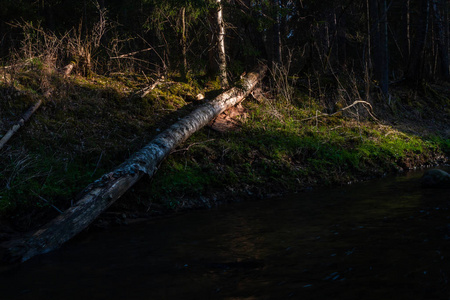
[6,64,267,262]
[0,99,43,150]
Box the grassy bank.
[0,67,449,231]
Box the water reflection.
[0,169,449,299]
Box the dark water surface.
[1,169,450,299]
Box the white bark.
[6,64,267,262]
[217,0,229,88]
[0,99,42,150]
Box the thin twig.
[171,139,215,154]
[142,71,150,84]
[110,47,154,59]
[31,190,63,214]
[91,151,104,177]
[140,78,165,98]
[300,100,379,122]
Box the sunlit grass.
[0,68,448,216]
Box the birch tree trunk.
[217,0,229,88]
[5,64,267,263]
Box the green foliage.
[0,151,107,213]
[0,63,448,224]
[148,159,212,207]
[0,0,449,235]
[427,136,450,156]
[145,0,209,29]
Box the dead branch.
[0,99,43,150]
[300,100,378,122]
[110,47,154,59]
[139,77,166,98]
[31,190,63,214]
[170,139,215,154]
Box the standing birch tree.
[217,0,229,88]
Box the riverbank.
[0,68,449,238]
[1,167,449,298]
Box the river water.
[0,169,449,299]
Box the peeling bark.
[5,64,267,262]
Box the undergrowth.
[0,66,449,230]
[143,95,448,211]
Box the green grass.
[426,135,450,156]
[0,150,108,213]
[0,68,448,225]
[142,98,447,207]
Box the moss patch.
[0,68,448,231]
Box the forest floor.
[0,67,449,241]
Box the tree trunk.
[402,0,411,62]
[207,10,218,76]
[369,0,381,82]
[365,0,372,102]
[239,0,269,62]
[181,7,188,80]
[445,0,449,74]
[5,64,267,263]
[407,0,430,84]
[379,0,389,96]
[337,5,347,67]
[432,0,450,80]
[217,0,229,88]
[272,0,282,65]
[369,0,389,96]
